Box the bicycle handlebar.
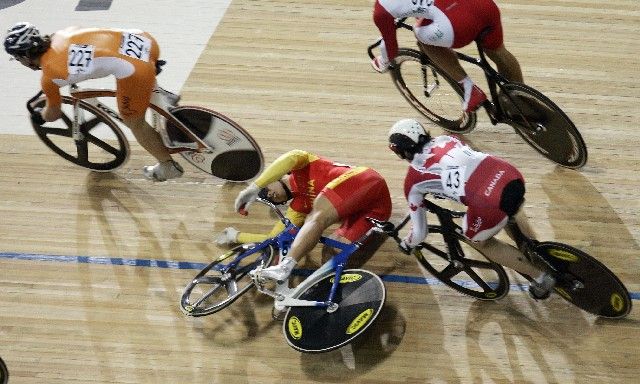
[26,90,43,114]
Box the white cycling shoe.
[251,257,296,284]
[143,160,184,181]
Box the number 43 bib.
[441,166,466,202]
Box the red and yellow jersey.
[39,27,159,107]
[236,150,363,243]
[253,150,354,214]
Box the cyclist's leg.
[464,206,542,279]
[116,57,182,180]
[413,16,464,82]
[485,44,524,83]
[327,170,392,266]
[464,158,544,278]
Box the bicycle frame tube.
[68,86,203,151]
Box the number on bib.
[68,44,95,74]
[441,167,465,201]
[119,32,152,62]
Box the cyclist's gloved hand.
[30,107,45,126]
[398,239,413,255]
[371,56,390,73]
[234,182,261,214]
[215,227,239,246]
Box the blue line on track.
[1,251,638,300]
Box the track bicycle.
[25,62,264,182]
[370,198,631,318]
[180,198,387,353]
[367,18,588,168]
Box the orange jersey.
[39,27,160,117]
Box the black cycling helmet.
[258,179,293,205]
[4,22,48,60]
[388,118,432,160]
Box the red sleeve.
[373,1,398,61]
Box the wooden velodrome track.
[1,0,639,383]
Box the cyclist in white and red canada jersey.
[388,118,555,299]
[371,0,524,114]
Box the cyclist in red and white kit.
[371,0,523,113]
[388,118,554,299]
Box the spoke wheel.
[31,96,129,171]
[180,243,275,316]
[391,48,477,133]
[415,227,510,300]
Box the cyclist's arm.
[404,186,428,247]
[253,149,318,188]
[40,76,63,121]
[373,0,399,62]
[236,207,307,243]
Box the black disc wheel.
[499,83,588,168]
[534,242,631,318]
[283,269,386,353]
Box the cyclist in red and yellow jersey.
[218,149,392,281]
[4,22,182,181]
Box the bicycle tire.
[283,269,386,353]
[414,227,510,300]
[166,106,264,182]
[31,96,130,171]
[499,83,588,168]
[180,243,276,317]
[0,356,7,384]
[534,242,632,318]
[391,48,477,133]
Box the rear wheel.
[166,106,264,182]
[31,96,129,171]
[283,269,386,353]
[534,242,631,318]
[180,243,276,316]
[499,83,587,168]
[414,227,510,300]
[391,48,477,133]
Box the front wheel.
[166,106,264,182]
[534,242,632,318]
[499,83,588,168]
[31,96,130,171]
[414,227,510,300]
[283,269,386,353]
[391,48,477,133]
[180,243,276,316]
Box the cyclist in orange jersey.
[4,22,183,181]
[217,149,393,282]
